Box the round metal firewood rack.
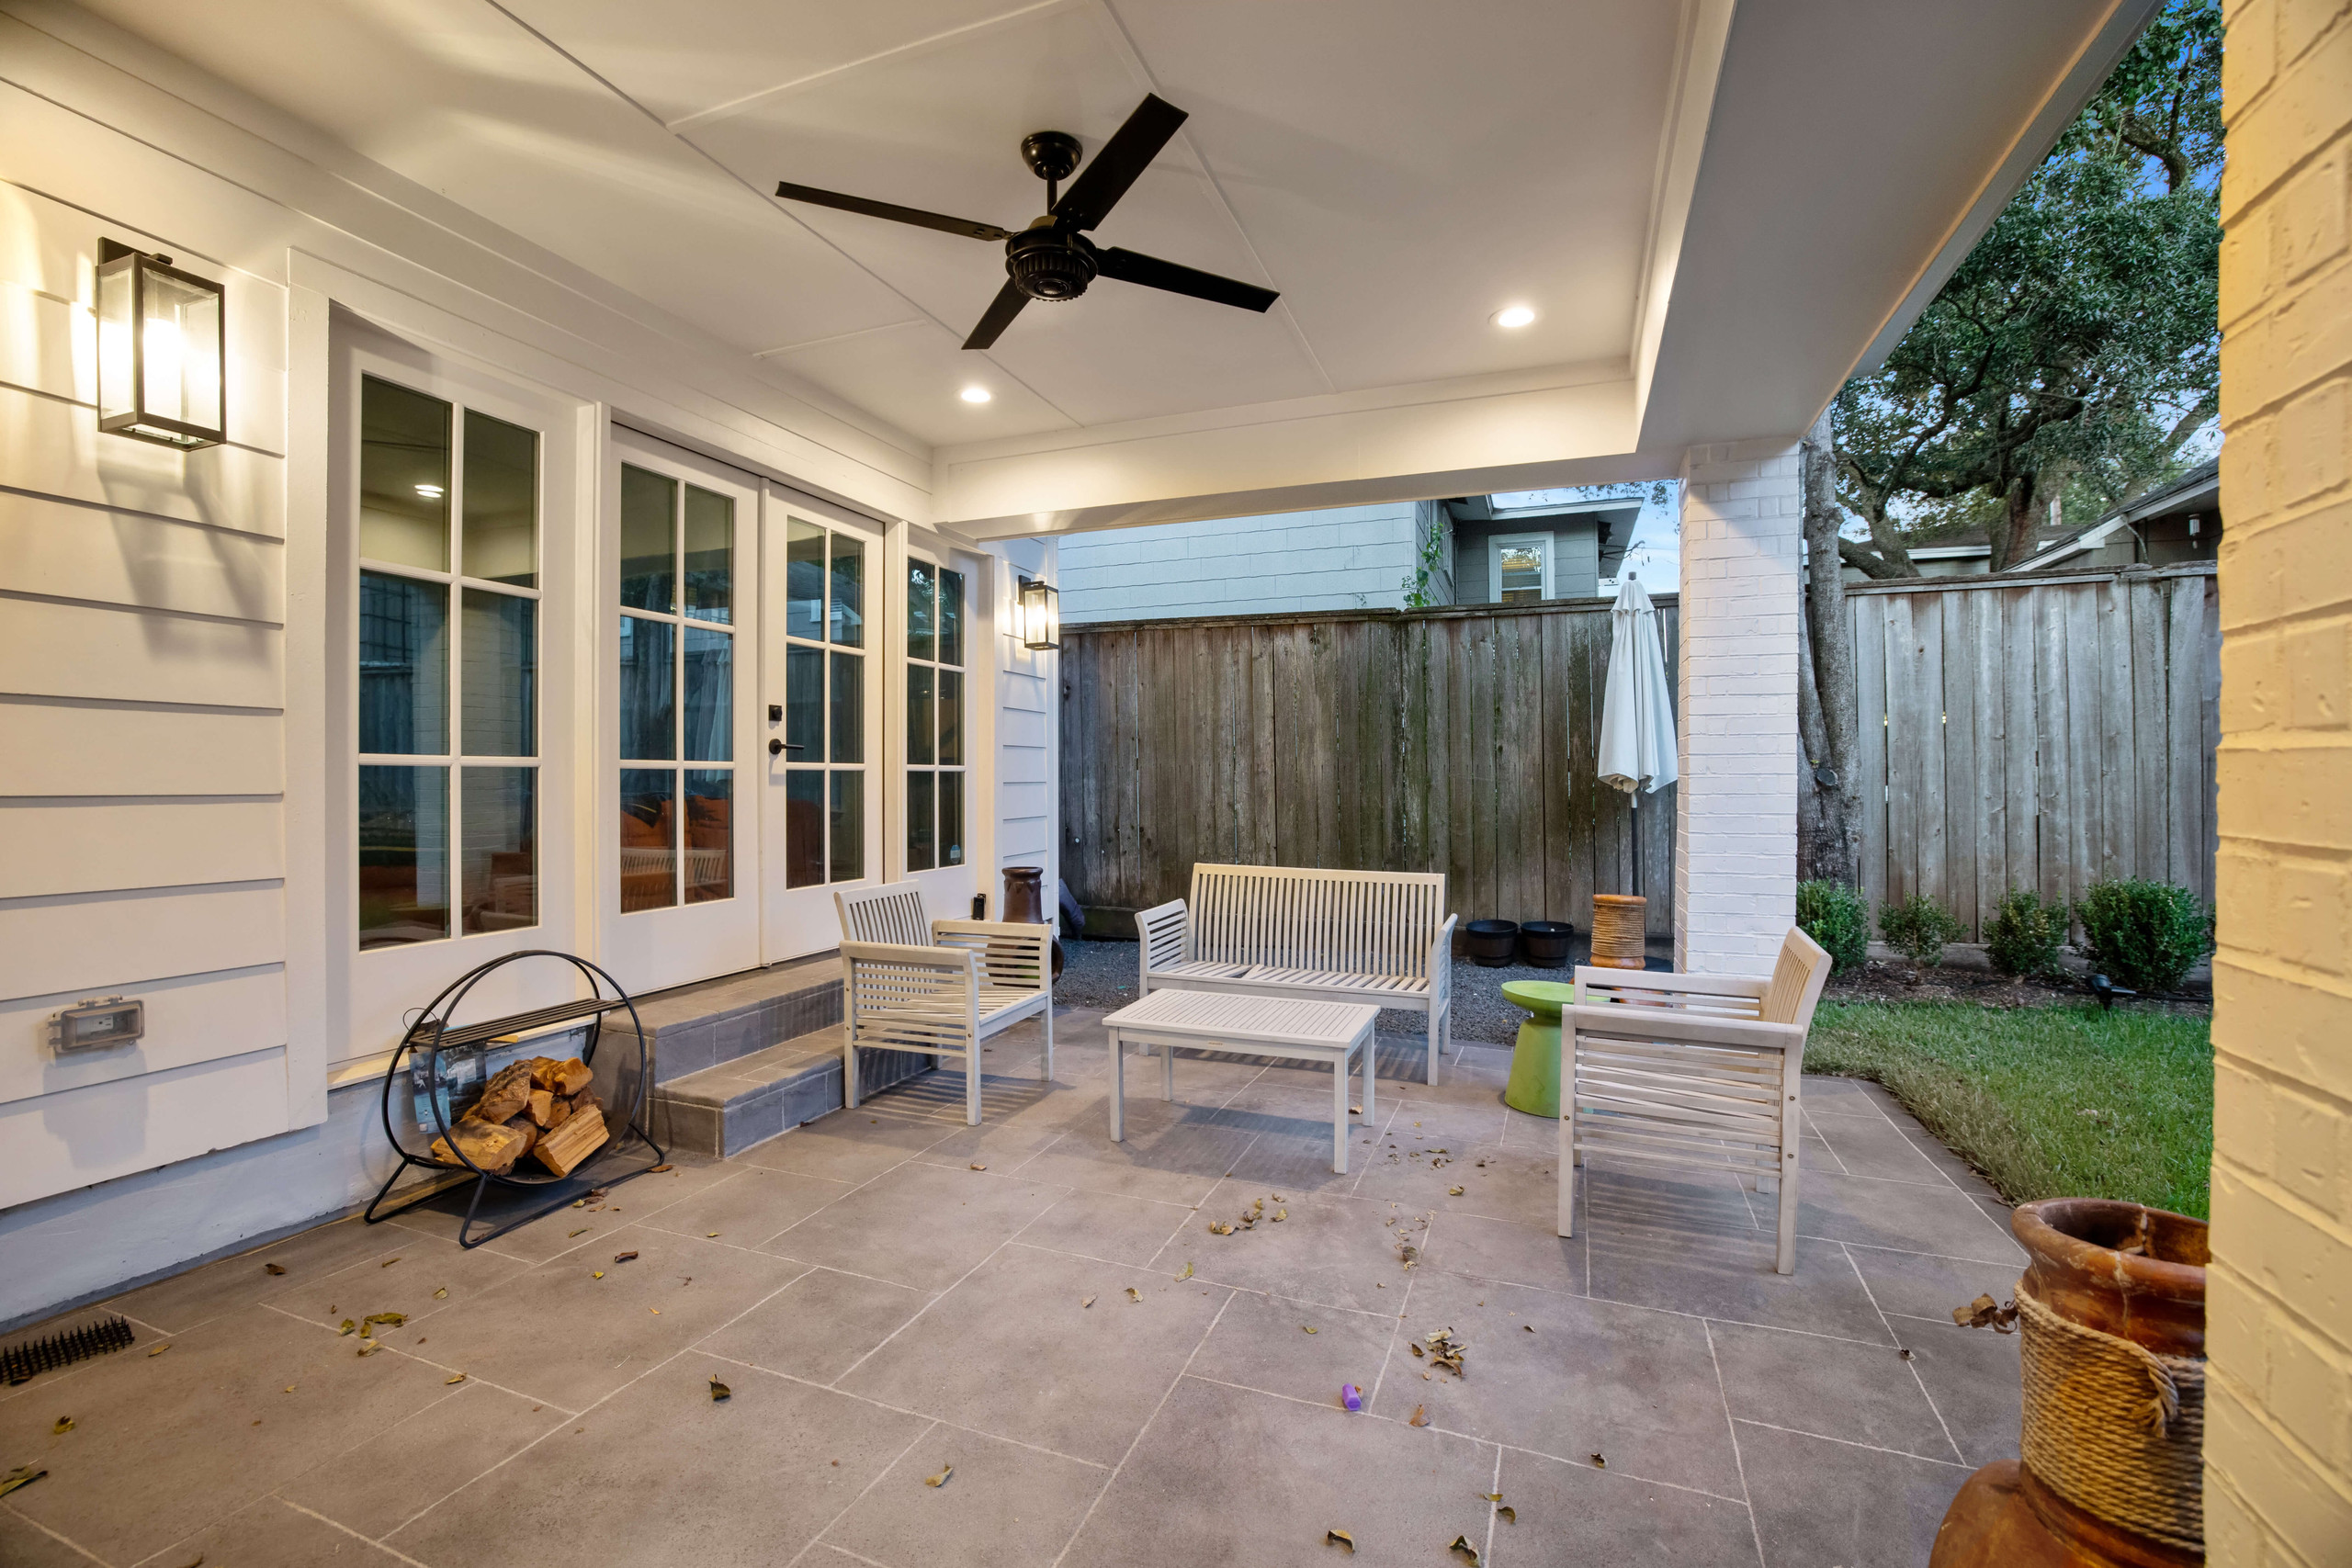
[361,949,666,1249]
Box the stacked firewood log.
[430,1055,609,1177]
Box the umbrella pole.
[1630,793,1641,899]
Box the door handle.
[769,739,805,756]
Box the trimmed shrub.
[2074,879,2211,993]
[1796,880,1871,975]
[1984,888,2068,978]
[1880,895,1966,966]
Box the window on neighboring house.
[618,464,735,912]
[904,556,965,872]
[357,375,540,949]
[1492,532,1552,604]
[780,516,867,888]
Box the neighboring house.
[1058,491,1641,624]
[1057,501,1430,623]
[2001,458,2222,572]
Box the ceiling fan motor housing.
[1006,226,1097,301]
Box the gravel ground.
[1054,934,1663,1046]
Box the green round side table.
[1500,980,1577,1119]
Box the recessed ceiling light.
[959,386,993,404]
[415,483,445,499]
[1493,305,1536,330]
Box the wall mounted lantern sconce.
[96,239,226,449]
[1013,576,1060,650]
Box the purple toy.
[1340,1382,1363,1412]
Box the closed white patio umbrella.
[1595,573,1677,897]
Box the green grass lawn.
[1804,998,2214,1219]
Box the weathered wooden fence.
[1850,563,2220,939]
[1059,562,2221,946]
[1059,598,1679,937]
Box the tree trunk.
[1800,410,1865,886]
[1989,471,2041,573]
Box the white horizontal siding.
[0,384,286,539]
[0,963,285,1107]
[0,798,283,897]
[0,491,286,621]
[1059,502,1420,623]
[0,594,281,706]
[0,882,285,1003]
[0,701,285,795]
[0,1045,291,1210]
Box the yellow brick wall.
[2208,2,2352,1561]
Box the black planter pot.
[1465,919,1520,967]
[1521,920,1574,969]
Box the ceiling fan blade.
[774,180,1013,242]
[1094,247,1279,313]
[1052,94,1188,232]
[962,281,1032,350]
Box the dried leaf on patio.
[970,1164,988,1170]
[380,1258,401,1269]
[364,1313,408,1328]
[263,1262,288,1276]
[1082,1296,1097,1308]
[1523,1325,1534,1334]
[613,1251,639,1265]
[571,1200,587,1209]
[1410,1343,1425,1358]
[1449,1533,1481,1564]
[149,1344,170,1357]
[1385,1216,1398,1226]
[925,1465,954,1487]
[1589,1452,1606,1468]
[1447,1186,1464,1197]
[1349,1105,1363,1116]
[338,1319,357,1337]
[51,1417,73,1435]
[593,1271,605,1280]
[1497,1506,1516,1524]
[1303,1325,1317,1335]
[1409,1405,1429,1427]
[0,1467,47,1499]
[708,1232,720,1238]
[284,1385,296,1393]
[1272,1209,1287,1222]
[1899,1348,1914,1360]
[446,1374,466,1385]
[356,1343,383,1357]
[433,1288,448,1300]
[1176,1262,1193,1280]
[1208,1221,1234,1235]
[649,1165,674,1173]
[1954,1294,2019,1332]
[1479,1493,1501,1502]
[708,1376,730,1402]
[1125,1288,1142,1303]
[570,1228,589,1237]
[1325,1527,1355,1551]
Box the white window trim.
[1490,531,1553,604]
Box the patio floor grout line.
[826,1188,1073,1388]
[1482,1441,1503,1566]
[1733,1416,1973,1468]
[1702,1320,1770,1568]
[695,1352,1112,1471]
[268,1495,436,1568]
[1366,1266,1418,1407]
[253,1298,587,1415]
[1842,1241,1969,1465]
[786,1418,942,1568]
[1174,1372,1753,1506]
[1,1500,107,1565]
[1046,1288,1238,1568]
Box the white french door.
[897,536,981,915]
[332,325,582,1063]
[761,493,883,963]
[603,429,761,994]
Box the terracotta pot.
[1928,1198,2208,1568]
[1001,866,1065,980]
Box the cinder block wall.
[1673,441,1802,974]
[2205,1,2352,1557]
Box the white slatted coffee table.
[1102,990,1380,1172]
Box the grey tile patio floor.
[1,1010,2030,1567]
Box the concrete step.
[649,1025,935,1157]
[628,953,842,1086]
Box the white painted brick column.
[1673,441,1803,975]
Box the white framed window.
[1491,532,1552,604]
[356,373,541,949]
[779,515,867,886]
[904,553,966,872]
[616,463,737,911]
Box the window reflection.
[360,571,447,755]
[461,411,536,587]
[460,766,535,933]
[830,770,864,883]
[461,589,534,757]
[619,768,676,912]
[618,616,675,761]
[786,518,825,642]
[831,533,865,647]
[830,651,862,765]
[938,568,963,667]
[359,764,448,946]
[620,466,675,614]
[684,770,731,903]
[683,626,732,761]
[359,377,448,571]
[906,771,935,872]
[907,559,935,662]
[785,770,823,890]
[684,486,731,624]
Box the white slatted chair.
[1556,928,1833,1274]
[834,882,1055,1125]
[1134,864,1456,1084]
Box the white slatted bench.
[834,881,1055,1125]
[1133,864,1456,1083]
[1102,990,1378,1173]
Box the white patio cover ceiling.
[51,0,2158,533]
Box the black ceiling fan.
[774,94,1279,351]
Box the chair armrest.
[1136,898,1189,976]
[1567,1004,1804,1052]
[1429,914,1459,996]
[932,919,1050,942]
[1572,966,1770,1016]
[841,940,977,973]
